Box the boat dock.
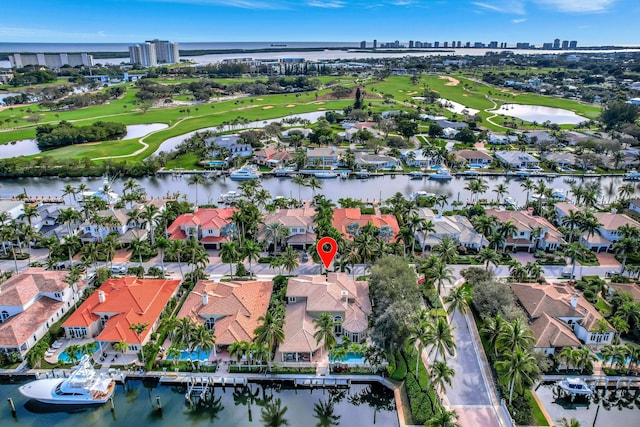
[542,375,640,390]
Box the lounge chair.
[52,341,62,349]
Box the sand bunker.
[398,89,404,92]
[78,142,101,146]
[439,76,460,86]
[256,98,264,100]
[407,91,418,95]
[286,104,296,107]
[314,101,326,105]
[262,106,274,110]
[318,108,326,111]
[462,94,470,97]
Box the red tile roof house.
[176,280,273,358]
[258,204,317,250]
[486,209,565,252]
[253,146,292,167]
[332,208,400,241]
[277,273,371,364]
[62,277,180,357]
[0,268,83,359]
[167,208,237,249]
[511,282,614,356]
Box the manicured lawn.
[526,389,550,426]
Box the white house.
[486,209,565,252]
[416,208,488,251]
[354,153,400,170]
[0,200,24,220]
[494,151,540,169]
[401,149,439,168]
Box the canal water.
[0,174,625,208]
[0,380,397,426]
[535,383,640,426]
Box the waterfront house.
[0,200,24,220]
[511,282,614,355]
[306,147,344,167]
[485,209,565,252]
[354,153,401,170]
[62,277,180,354]
[543,152,577,168]
[167,208,236,249]
[176,280,273,357]
[401,149,439,168]
[253,146,292,167]
[494,151,540,169]
[486,133,517,145]
[205,135,253,158]
[277,273,371,363]
[80,208,148,244]
[0,268,82,359]
[332,208,400,241]
[416,208,487,252]
[33,204,75,239]
[259,204,316,250]
[452,149,493,167]
[629,199,640,214]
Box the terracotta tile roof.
[0,268,68,307]
[332,208,400,240]
[167,208,237,236]
[63,277,180,345]
[594,212,640,231]
[555,202,581,217]
[177,280,273,346]
[278,302,322,353]
[609,283,640,302]
[286,273,371,334]
[511,282,613,335]
[530,313,582,349]
[0,297,62,348]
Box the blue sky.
[1,0,638,45]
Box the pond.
[0,379,398,427]
[0,124,169,159]
[535,382,640,427]
[0,92,21,104]
[490,104,587,124]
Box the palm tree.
[129,322,149,365]
[477,247,500,271]
[428,261,454,296]
[113,340,130,357]
[493,183,508,204]
[190,324,216,366]
[313,399,340,427]
[254,311,285,359]
[220,241,240,278]
[561,209,582,243]
[261,398,289,427]
[565,242,587,279]
[613,237,639,275]
[431,360,455,396]
[64,344,82,364]
[313,312,337,357]
[167,345,181,367]
[265,222,290,253]
[292,174,308,202]
[427,316,456,363]
[307,176,323,198]
[496,318,534,354]
[496,347,539,405]
[520,178,535,205]
[482,312,506,357]
[445,286,471,323]
[188,174,206,207]
[280,246,299,275]
[408,320,430,378]
[243,239,262,277]
[556,417,581,427]
[432,235,458,264]
[425,407,460,427]
[167,239,187,279]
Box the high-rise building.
[488,41,498,48]
[129,39,179,67]
[542,43,553,50]
[569,40,578,49]
[553,38,561,49]
[457,41,462,48]
[360,40,367,49]
[443,42,448,48]
[408,40,414,48]
[561,40,569,50]
[9,53,93,69]
[373,39,377,49]
[434,41,439,48]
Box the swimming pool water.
[330,352,366,365]
[58,343,98,363]
[167,347,211,361]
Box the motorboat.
[551,188,566,201]
[274,168,296,177]
[514,169,530,178]
[229,166,260,181]
[428,168,453,180]
[461,170,479,179]
[218,190,239,204]
[409,191,436,201]
[556,378,594,396]
[19,355,115,405]
[624,170,640,181]
[504,197,516,207]
[354,171,371,179]
[409,171,424,179]
[313,171,338,179]
[339,172,349,179]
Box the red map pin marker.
[317,237,338,269]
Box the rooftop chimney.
[203,293,209,306]
[98,291,106,303]
[341,290,349,302]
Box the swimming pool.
[330,352,366,365]
[167,347,211,361]
[58,343,98,363]
[430,165,443,170]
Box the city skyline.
[1,0,639,45]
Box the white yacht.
[230,166,260,181]
[274,167,296,177]
[624,170,640,181]
[19,355,115,405]
[504,197,516,207]
[409,191,436,201]
[556,378,594,396]
[409,171,424,179]
[218,190,239,204]
[428,168,453,180]
[313,171,338,179]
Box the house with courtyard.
[259,204,316,250]
[62,277,180,356]
[511,282,614,355]
[176,280,273,357]
[332,208,399,242]
[485,209,565,252]
[416,208,488,252]
[277,273,371,363]
[167,207,236,249]
[494,151,540,169]
[0,268,83,359]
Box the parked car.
[301,252,309,262]
[561,268,573,278]
[109,265,127,275]
[605,270,619,278]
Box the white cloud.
[472,1,526,14]
[144,0,288,9]
[306,0,346,7]
[512,18,527,23]
[534,0,615,13]
[0,26,109,40]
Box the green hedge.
[390,352,407,381]
[405,372,437,425]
